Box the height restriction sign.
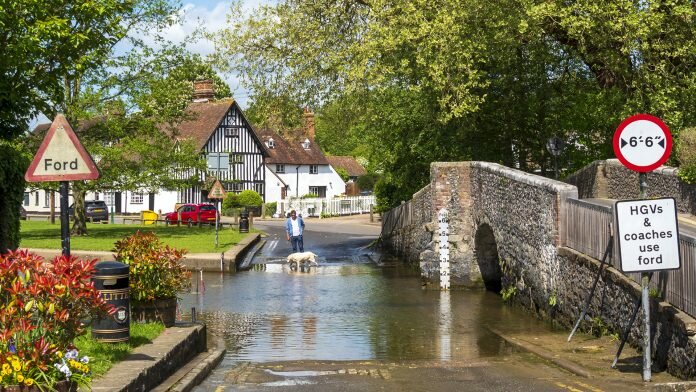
[613,114,672,172]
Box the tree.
[216,0,696,209]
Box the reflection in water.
[438,291,451,361]
[179,263,537,365]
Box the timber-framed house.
[172,81,268,203]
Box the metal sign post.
[208,179,227,249]
[612,114,675,382]
[438,208,450,290]
[24,114,100,258]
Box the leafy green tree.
[216,0,696,209]
[335,168,350,183]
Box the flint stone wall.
[381,160,696,379]
[566,159,696,214]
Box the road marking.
[268,240,278,253]
[574,381,604,392]
[555,382,584,392]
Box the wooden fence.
[562,198,696,319]
[278,196,376,217]
[381,201,413,238]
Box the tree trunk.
[71,183,88,235]
[50,190,56,224]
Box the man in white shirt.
[285,210,305,252]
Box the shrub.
[300,193,319,199]
[222,193,240,210]
[263,202,277,217]
[0,250,113,389]
[678,127,696,184]
[113,231,191,302]
[237,190,263,207]
[335,167,349,182]
[0,142,29,252]
[356,173,380,191]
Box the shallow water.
[178,262,545,364]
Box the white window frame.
[131,192,144,204]
[224,127,239,138]
[44,192,50,208]
[276,164,285,173]
[23,193,29,206]
[309,165,318,174]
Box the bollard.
[239,210,249,233]
[191,307,197,323]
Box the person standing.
[285,210,305,252]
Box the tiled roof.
[257,128,329,165]
[326,156,367,177]
[164,100,234,151]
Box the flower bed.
[0,251,113,390]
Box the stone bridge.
[381,161,696,379]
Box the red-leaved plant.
[0,250,114,389]
[113,231,191,303]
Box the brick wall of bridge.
[381,161,696,379]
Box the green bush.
[0,142,29,252]
[678,127,696,184]
[335,167,349,182]
[222,193,241,210]
[264,202,277,217]
[300,193,319,199]
[238,189,263,206]
[357,173,380,191]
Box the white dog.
[287,252,318,270]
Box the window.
[309,186,327,198]
[309,165,318,174]
[131,192,143,204]
[207,152,229,171]
[276,164,285,173]
[234,182,244,192]
[35,192,39,206]
[231,154,244,164]
[224,127,240,138]
[23,193,29,206]
[267,138,275,148]
[302,138,311,149]
[44,192,50,207]
[94,192,100,201]
[254,182,264,195]
[105,192,114,206]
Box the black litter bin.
[92,261,130,343]
[239,210,249,233]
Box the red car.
[164,204,219,225]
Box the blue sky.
[161,0,274,108]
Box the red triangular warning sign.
[209,179,226,199]
[25,114,100,182]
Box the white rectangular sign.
[615,198,681,272]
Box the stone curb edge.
[168,345,226,392]
[487,327,591,379]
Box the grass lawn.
[20,220,254,253]
[75,322,165,377]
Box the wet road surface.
[179,220,652,391]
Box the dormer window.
[267,138,275,148]
[302,138,311,149]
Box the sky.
[155,0,272,108]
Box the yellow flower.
[16,374,23,383]
[11,361,20,372]
[84,365,90,373]
[24,378,34,386]
[55,351,63,359]
[2,363,9,372]
[2,368,10,376]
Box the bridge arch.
[474,223,502,293]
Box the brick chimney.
[193,79,215,102]
[303,106,315,140]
